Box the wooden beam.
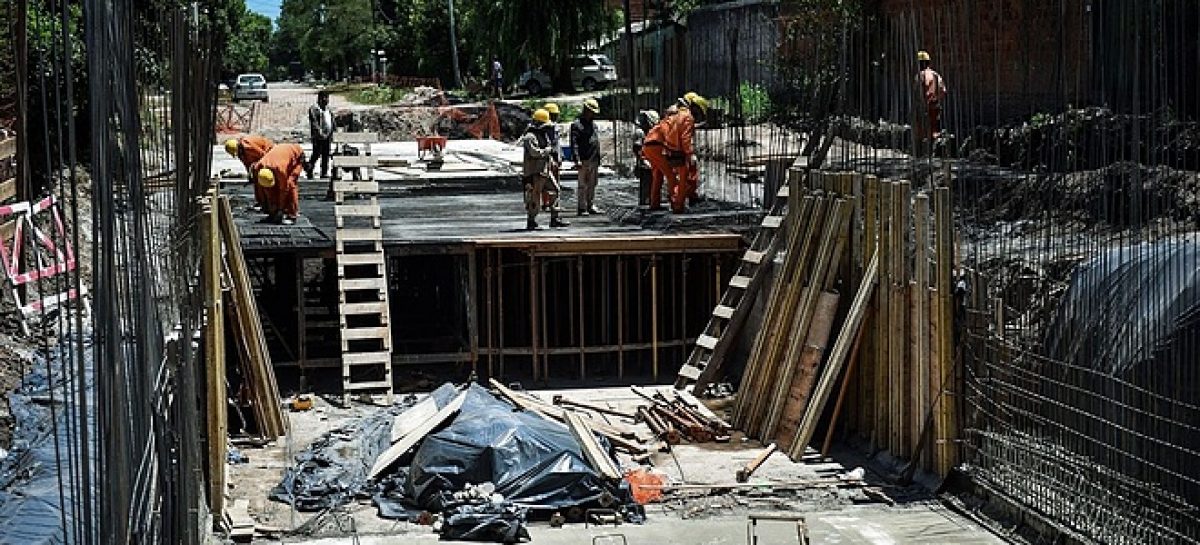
[470,234,742,255]
[565,410,622,480]
[201,194,227,514]
[370,390,467,478]
[0,178,16,203]
[736,443,777,482]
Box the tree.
[224,2,272,77]
[274,0,380,81]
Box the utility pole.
[447,0,464,89]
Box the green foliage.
[274,0,383,80]
[224,1,272,77]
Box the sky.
[246,0,281,24]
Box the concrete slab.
[214,386,1004,545]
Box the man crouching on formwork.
[519,109,569,231]
[252,143,306,225]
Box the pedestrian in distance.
[306,90,335,181]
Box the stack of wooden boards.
[218,196,288,438]
[723,169,959,477]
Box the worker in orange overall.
[668,92,708,213]
[225,135,275,213]
[914,50,947,142]
[252,143,306,225]
[641,108,680,212]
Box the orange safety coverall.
[667,108,696,213]
[238,135,275,208]
[642,118,679,210]
[253,143,304,218]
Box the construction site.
[0,0,1197,544]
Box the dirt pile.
[334,102,533,143]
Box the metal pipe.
[651,254,659,381]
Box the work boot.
[577,209,587,217]
[550,216,570,228]
[526,218,539,231]
[281,216,296,226]
[304,164,314,180]
[586,206,603,215]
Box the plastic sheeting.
[0,348,93,545]
[405,384,618,512]
[438,501,530,543]
[270,394,419,511]
[1045,240,1200,374]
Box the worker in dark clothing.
[914,50,947,142]
[570,98,602,216]
[491,57,505,99]
[305,90,334,180]
[519,109,568,230]
[632,110,660,208]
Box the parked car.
[516,54,618,95]
[232,73,269,102]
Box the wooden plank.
[332,180,380,193]
[677,365,702,380]
[773,291,839,449]
[728,275,752,289]
[789,251,879,458]
[201,196,226,514]
[742,250,765,264]
[340,301,389,315]
[340,277,386,290]
[933,186,955,476]
[337,253,386,266]
[369,391,467,478]
[341,326,390,340]
[332,155,379,168]
[336,228,383,242]
[345,380,393,391]
[0,178,15,203]
[565,410,623,480]
[343,350,392,365]
[334,203,381,217]
[695,334,718,350]
[391,395,439,443]
[912,194,931,471]
[333,132,379,144]
[712,304,735,319]
[219,197,287,438]
[761,215,784,229]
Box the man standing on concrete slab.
[571,98,602,216]
[519,109,569,231]
[224,134,274,213]
[670,92,707,213]
[914,50,947,142]
[632,110,660,208]
[306,90,334,180]
[642,109,680,212]
[542,103,563,211]
[253,143,306,225]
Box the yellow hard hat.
[532,109,551,124]
[686,93,709,115]
[224,139,239,157]
[583,98,600,114]
[917,50,931,62]
[684,91,699,103]
[256,168,276,188]
[543,103,560,115]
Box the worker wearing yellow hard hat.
[667,91,707,213]
[542,103,564,211]
[570,99,603,216]
[915,50,947,142]
[250,143,306,225]
[224,135,275,213]
[519,109,568,230]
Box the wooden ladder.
[333,154,393,405]
[675,173,801,394]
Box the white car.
[232,73,269,102]
[517,54,618,95]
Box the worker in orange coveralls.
[225,135,275,213]
[668,92,708,213]
[641,108,681,212]
[252,143,306,225]
[914,50,947,142]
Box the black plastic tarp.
[405,384,615,512]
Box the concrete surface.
[215,386,1004,545]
